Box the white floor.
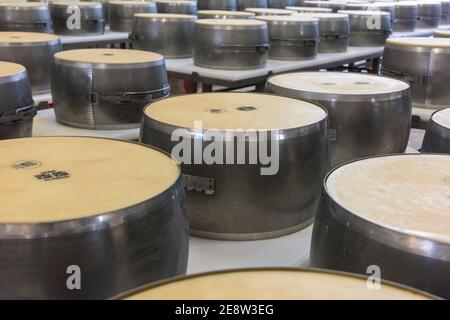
[187,225,313,275]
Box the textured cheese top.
[432,108,450,128]
[0,61,25,78]
[144,93,326,130]
[134,12,196,19]
[327,154,450,243]
[123,270,431,300]
[0,31,59,43]
[394,1,419,7]
[434,30,450,38]
[346,3,395,8]
[295,12,349,19]
[287,6,333,12]
[0,137,180,223]
[267,72,409,95]
[197,10,255,17]
[256,15,318,22]
[245,8,295,15]
[196,18,266,26]
[55,48,163,64]
[304,1,347,4]
[387,37,450,48]
[337,10,390,16]
[417,1,441,6]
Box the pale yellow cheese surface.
[417,1,441,5]
[295,12,349,19]
[256,15,318,22]
[245,8,295,15]
[395,1,419,7]
[134,13,196,19]
[55,48,163,64]
[124,270,431,300]
[435,30,450,38]
[287,6,333,12]
[432,108,450,128]
[196,18,266,26]
[327,155,450,243]
[338,10,390,16]
[0,137,180,223]
[0,31,59,43]
[387,37,450,48]
[0,61,25,78]
[268,72,408,95]
[197,10,255,17]
[346,3,395,8]
[304,0,347,4]
[145,93,326,130]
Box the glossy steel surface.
[193,20,269,69]
[108,2,156,32]
[140,93,330,240]
[442,1,450,25]
[155,1,197,14]
[346,3,396,28]
[198,0,237,10]
[0,34,61,94]
[131,14,196,58]
[0,138,188,299]
[382,40,450,109]
[258,17,319,60]
[268,0,296,8]
[305,1,346,12]
[422,108,450,153]
[339,11,391,46]
[266,72,411,167]
[0,66,35,140]
[50,2,105,35]
[0,4,52,33]
[416,2,441,29]
[302,14,349,53]
[52,52,170,129]
[393,3,418,32]
[237,0,268,10]
[310,154,450,299]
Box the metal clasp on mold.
[182,174,215,195]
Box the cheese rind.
[327,154,450,243]
[0,137,180,223]
[124,270,431,300]
[144,93,327,130]
[267,72,409,95]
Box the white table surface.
[33,92,52,105]
[165,46,384,83]
[165,25,450,85]
[32,108,140,140]
[187,225,313,275]
[59,30,129,45]
[412,107,437,123]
